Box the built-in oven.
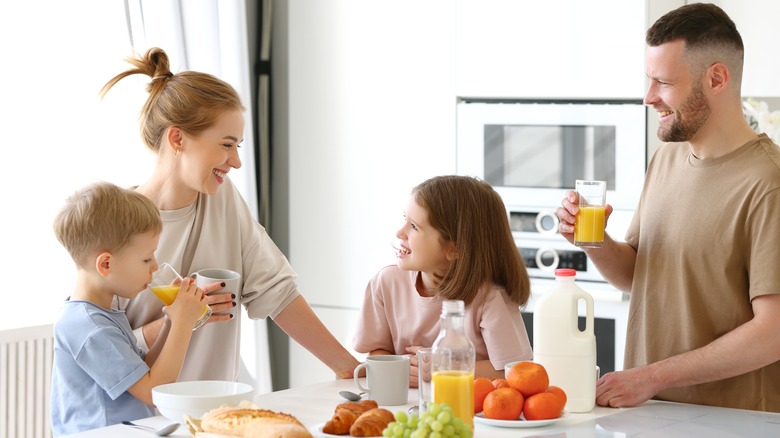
[456,99,646,282]
[456,99,646,372]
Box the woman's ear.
[165,126,183,156]
[95,252,112,278]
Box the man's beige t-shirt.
[625,135,780,412]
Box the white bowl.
[152,380,255,424]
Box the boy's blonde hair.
[53,182,162,268]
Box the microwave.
[457,99,647,282]
[456,99,647,213]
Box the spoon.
[339,390,365,401]
[121,420,180,436]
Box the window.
[0,1,159,330]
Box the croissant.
[322,408,357,435]
[349,408,395,437]
[336,400,379,417]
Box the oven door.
[457,100,646,212]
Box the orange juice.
[432,370,474,428]
[575,205,606,247]
[151,285,180,305]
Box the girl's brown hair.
[413,175,530,306]
[100,47,245,151]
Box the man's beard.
[657,83,711,142]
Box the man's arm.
[596,293,780,407]
[557,191,637,292]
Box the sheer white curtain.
[125,0,271,394]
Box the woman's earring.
[173,149,181,158]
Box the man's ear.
[707,62,730,95]
[95,252,112,278]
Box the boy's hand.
[164,278,207,327]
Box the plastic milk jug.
[533,268,597,412]
[431,300,476,428]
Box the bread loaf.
[349,408,395,437]
[199,406,310,438]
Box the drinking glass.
[574,180,607,248]
[149,263,211,330]
[417,348,433,413]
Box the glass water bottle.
[431,300,476,428]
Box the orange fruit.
[492,378,510,389]
[546,385,567,406]
[506,361,549,397]
[523,391,564,421]
[482,387,524,420]
[474,377,495,414]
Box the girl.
[353,175,533,385]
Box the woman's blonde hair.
[100,47,245,152]
[413,175,530,306]
[53,182,162,268]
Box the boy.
[50,181,206,435]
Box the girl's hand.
[406,346,427,388]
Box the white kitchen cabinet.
[455,0,647,99]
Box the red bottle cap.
[554,268,577,277]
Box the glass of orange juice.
[574,180,607,248]
[149,263,211,330]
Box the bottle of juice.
[533,268,597,412]
[431,300,475,428]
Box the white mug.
[190,268,241,317]
[354,355,410,406]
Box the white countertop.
[63,378,780,437]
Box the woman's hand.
[201,281,237,324]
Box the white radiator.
[0,324,53,438]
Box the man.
[556,3,780,412]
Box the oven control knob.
[535,210,560,235]
[535,247,559,272]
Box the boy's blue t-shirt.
[50,300,154,436]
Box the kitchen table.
[62,378,780,437]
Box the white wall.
[275,0,458,386]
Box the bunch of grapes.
[382,403,472,438]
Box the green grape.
[430,432,442,438]
[431,420,443,432]
[436,411,451,424]
[443,424,455,436]
[395,411,409,424]
[383,428,393,437]
[403,429,412,438]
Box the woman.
[101,47,359,381]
